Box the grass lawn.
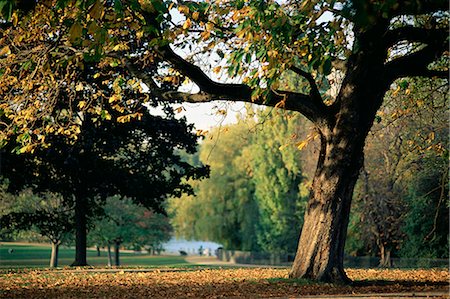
[0,243,189,269]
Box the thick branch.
[384,43,448,82]
[389,0,448,16]
[160,90,327,125]
[155,45,329,124]
[157,45,252,100]
[384,26,448,48]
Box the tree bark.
[96,245,101,257]
[50,241,60,268]
[114,241,121,266]
[289,126,365,283]
[71,196,88,266]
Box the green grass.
[0,243,189,269]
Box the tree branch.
[290,66,323,103]
[160,89,327,125]
[388,0,448,16]
[157,45,253,100]
[384,26,448,48]
[155,45,329,124]
[384,43,448,82]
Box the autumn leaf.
[0,45,11,56]
[75,82,84,91]
[183,18,192,30]
[174,106,185,113]
[78,101,87,109]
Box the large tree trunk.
[289,24,391,283]
[289,126,365,283]
[71,196,88,266]
[50,240,60,268]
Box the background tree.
[0,188,73,267]
[248,109,305,253]
[1,109,207,266]
[89,196,172,266]
[170,108,309,253]
[347,76,448,264]
[169,117,260,251]
[1,0,447,283]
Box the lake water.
[162,238,222,256]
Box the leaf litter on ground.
[0,267,448,298]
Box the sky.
[176,101,247,130]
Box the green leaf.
[151,0,167,13]
[322,58,332,76]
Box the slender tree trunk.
[71,196,88,266]
[114,241,121,266]
[96,245,101,257]
[50,241,60,268]
[107,243,113,267]
[379,245,392,268]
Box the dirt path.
[184,255,287,268]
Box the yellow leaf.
[192,11,200,20]
[183,18,192,30]
[78,101,87,109]
[75,82,84,91]
[392,85,400,96]
[109,94,122,103]
[213,66,222,74]
[278,144,288,151]
[93,73,101,79]
[205,22,214,32]
[0,46,11,56]
[201,30,211,40]
[178,5,189,14]
[236,28,246,39]
[11,12,18,26]
[113,43,130,51]
[429,131,435,140]
[174,106,185,113]
[19,145,33,154]
[296,140,308,151]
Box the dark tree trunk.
[114,241,121,266]
[289,125,365,284]
[291,50,391,283]
[50,241,60,268]
[71,196,88,266]
[96,245,101,257]
[107,243,113,267]
[288,23,391,283]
